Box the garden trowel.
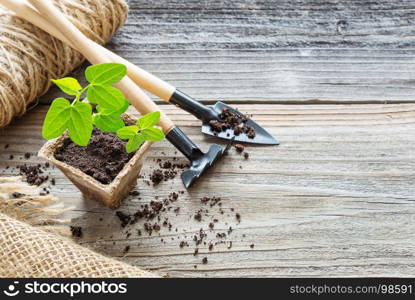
[170,91,278,145]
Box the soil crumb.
[54,129,135,184]
[116,211,131,228]
[209,108,256,138]
[70,226,83,238]
[149,159,190,185]
[19,165,48,186]
[234,143,244,152]
[12,192,25,198]
[150,169,164,185]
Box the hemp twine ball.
[0,0,128,128]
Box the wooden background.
[2,0,415,277]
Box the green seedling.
[42,63,164,152]
[116,111,164,152]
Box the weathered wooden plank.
[1,104,415,277]
[38,0,415,104]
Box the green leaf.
[85,63,127,85]
[126,134,144,153]
[67,101,93,146]
[51,78,82,96]
[93,114,125,132]
[116,125,139,139]
[141,127,165,141]
[96,97,129,116]
[137,111,160,129]
[87,85,126,113]
[42,98,71,139]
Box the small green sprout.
[117,111,164,152]
[42,63,164,152]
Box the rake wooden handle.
[1,0,176,102]
[27,0,175,134]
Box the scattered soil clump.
[70,226,83,238]
[149,159,190,185]
[150,169,164,185]
[19,165,48,186]
[54,129,135,184]
[209,108,256,139]
[234,143,244,152]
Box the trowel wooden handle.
[28,0,175,134]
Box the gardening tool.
[22,0,232,188]
[3,0,278,146]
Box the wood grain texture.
[1,104,415,277]
[37,0,415,104]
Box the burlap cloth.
[0,177,158,278]
[0,0,128,128]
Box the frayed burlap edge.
[0,176,159,278]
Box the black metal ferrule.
[166,127,203,161]
[169,90,218,122]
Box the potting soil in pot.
[54,128,135,184]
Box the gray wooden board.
[38,0,415,104]
[1,104,415,277]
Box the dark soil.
[112,186,254,264]
[209,108,256,138]
[70,226,83,238]
[12,153,54,187]
[234,143,244,152]
[179,241,189,248]
[129,190,140,197]
[116,192,180,237]
[194,210,203,222]
[150,169,164,185]
[19,165,49,186]
[244,152,249,159]
[149,159,190,186]
[12,192,25,198]
[201,196,222,207]
[116,211,131,228]
[54,129,135,184]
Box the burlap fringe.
[0,176,158,278]
[0,176,70,235]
